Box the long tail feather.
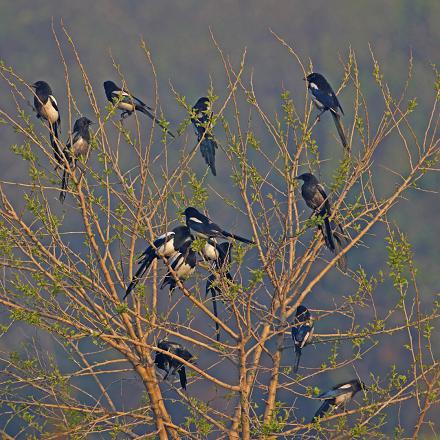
[136,105,175,138]
[293,347,302,374]
[323,217,336,251]
[124,255,153,300]
[59,169,68,203]
[332,221,348,272]
[312,400,332,422]
[206,276,221,341]
[50,122,63,164]
[200,138,217,176]
[222,231,254,245]
[331,112,348,150]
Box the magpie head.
[173,225,192,241]
[295,173,317,184]
[344,379,366,393]
[74,117,94,132]
[305,72,328,91]
[32,80,52,95]
[296,305,311,321]
[103,81,118,94]
[183,207,199,218]
[193,97,210,112]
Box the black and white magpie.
[32,81,62,163]
[305,72,348,150]
[124,225,192,299]
[155,340,194,390]
[312,379,366,421]
[295,173,348,272]
[103,80,175,138]
[59,117,93,203]
[184,207,254,245]
[192,97,218,176]
[160,240,197,292]
[291,305,314,374]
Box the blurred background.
[0,0,438,436]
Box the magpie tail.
[59,169,68,203]
[293,347,302,374]
[331,112,348,150]
[332,221,349,272]
[312,399,332,422]
[136,105,175,139]
[200,137,217,176]
[124,254,154,299]
[222,231,254,245]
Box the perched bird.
[305,72,348,150]
[160,240,197,292]
[32,81,62,163]
[312,379,366,421]
[59,117,93,203]
[184,207,254,245]
[291,305,314,374]
[103,80,174,138]
[295,173,347,271]
[155,340,194,390]
[124,225,192,300]
[205,242,233,341]
[191,97,218,176]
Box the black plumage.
[192,97,218,176]
[291,305,314,374]
[312,379,366,421]
[32,81,62,163]
[155,340,193,390]
[124,226,192,299]
[295,173,348,271]
[205,242,233,341]
[59,117,93,203]
[184,207,254,245]
[103,80,174,138]
[305,72,348,150]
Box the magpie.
[295,173,348,272]
[205,242,233,341]
[59,117,93,203]
[184,207,254,245]
[305,72,348,150]
[155,340,193,390]
[291,305,314,374]
[124,225,192,299]
[160,240,197,292]
[192,97,218,176]
[103,80,175,138]
[312,379,366,421]
[32,81,62,163]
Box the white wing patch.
[156,232,174,241]
[309,82,319,90]
[112,90,130,98]
[190,217,203,224]
[339,383,352,389]
[49,95,58,106]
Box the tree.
[0,27,438,439]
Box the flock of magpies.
[30,72,365,422]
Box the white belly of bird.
[118,101,135,112]
[203,242,218,260]
[175,260,194,279]
[159,240,177,257]
[72,138,88,156]
[42,101,59,124]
